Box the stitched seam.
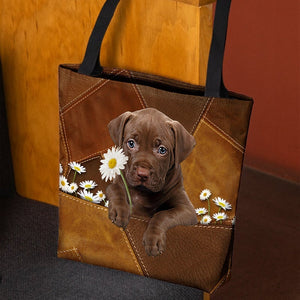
[130,215,232,230]
[74,150,104,164]
[58,247,83,262]
[204,117,245,151]
[59,119,70,176]
[192,224,232,230]
[61,69,123,111]
[120,229,144,276]
[60,193,144,275]
[62,69,127,114]
[203,97,214,119]
[62,79,105,110]
[70,145,113,164]
[61,68,119,110]
[62,80,110,114]
[123,70,147,109]
[125,229,149,277]
[80,154,101,165]
[60,114,72,163]
[61,192,107,212]
[61,194,233,231]
[194,98,214,136]
[203,120,244,153]
[134,83,148,108]
[191,98,211,134]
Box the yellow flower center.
[85,196,93,202]
[61,181,66,186]
[108,158,117,169]
[203,193,207,197]
[99,193,103,197]
[74,166,81,172]
[217,216,223,220]
[86,185,91,189]
[220,202,226,208]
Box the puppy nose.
[136,166,150,181]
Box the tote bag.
[58,0,253,293]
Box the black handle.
[78,0,231,98]
[78,0,121,76]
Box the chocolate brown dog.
[106,108,197,256]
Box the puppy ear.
[108,111,132,146]
[169,121,196,168]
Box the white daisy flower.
[195,207,208,216]
[69,162,86,174]
[99,147,128,182]
[96,190,106,202]
[59,163,63,174]
[59,175,69,192]
[232,216,236,225]
[200,215,212,225]
[213,212,228,222]
[213,197,232,211]
[200,189,211,200]
[67,182,78,194]
[78,190,100,203]
[79,180,97,190]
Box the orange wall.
[223,0,300,182]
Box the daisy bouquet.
[195,188,234,225]
[59,162,107,206]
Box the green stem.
[72,171,77,183]
[207,198,210,215]
[120,170,132,214]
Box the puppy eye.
[127,139,135,149]
[158,146,167,155]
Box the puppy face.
[108,108,195,193]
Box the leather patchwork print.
[58,65,253,293]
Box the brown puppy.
[106,108,197,256]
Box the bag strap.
[205,0,231,97]
[78,0,231,98]
[78,0,121,76]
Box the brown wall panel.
[223,0,300,182]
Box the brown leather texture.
[58,192,143,275]
[125,216,232,291]
[58,64,253,292]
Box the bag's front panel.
[58,66,253,293]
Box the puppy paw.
[143,229,166,257]
[108,203,130,228]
